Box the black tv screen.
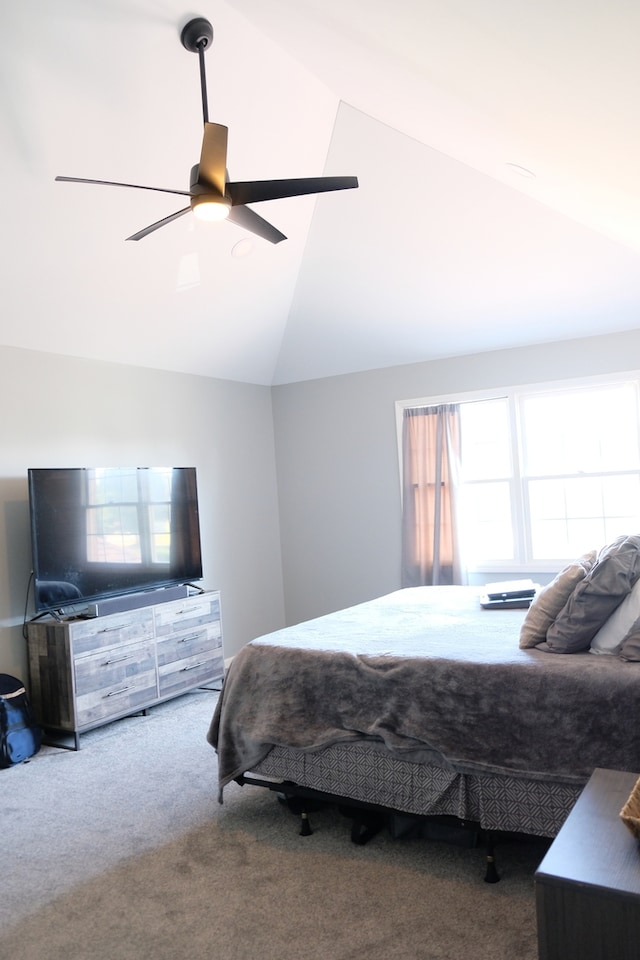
[28,467,203,615]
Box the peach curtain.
[401,404,466,586]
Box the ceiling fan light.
[192,195,231,222]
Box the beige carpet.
[1,690,547,960]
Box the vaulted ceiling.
[3,1,640,385]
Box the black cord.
[185,582,205,595]
[22,571,34,639]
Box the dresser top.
[536,767,640,898]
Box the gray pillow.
[619,619,640,661]
[544,535,640,654]
[519,551,596,649]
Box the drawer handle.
[178,633,199,644]
[105,686,130,697]
[180,661,207,672]
[99,623,132,634]
[103,655,132,665]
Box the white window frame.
[396,369,640,575]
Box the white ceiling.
[2,0,640,385]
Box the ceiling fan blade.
[227,205,286,244]
[197,123,228,195]
[126,207,191,242]
[226,176,358,206]
[55,176,190,197]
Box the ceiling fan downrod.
[180,17,214,125]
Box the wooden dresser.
[27,591,223,748]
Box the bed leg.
[299,809,313,836]
[350,811,386,845]
[484,833,500,883]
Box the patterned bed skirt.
[248,741,583,837]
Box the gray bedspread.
[208,586,640,794]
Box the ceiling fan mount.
[180,17,213,53]
[55,16,358,244]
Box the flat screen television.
[28,467,203,616]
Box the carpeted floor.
[0,690,548,959]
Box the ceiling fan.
[56,17,358,244]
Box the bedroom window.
[519,383,640,562]
[398,375,640,573]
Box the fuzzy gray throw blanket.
[209,587,640,795]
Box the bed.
[208,544,640,871]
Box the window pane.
[602,474,640,519]
[531,517,604,560]
[528,478,566,520]
[527,474,640,559]
[147,467,173,501]
[522,383,640,476]
[88,467,138,505]
[460,481,513,562]
[562,477,605,518]
[149,504,171,563]
[602,475,640,541]
[459,399,511,480]
[86,505,142,562]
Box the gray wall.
[4,327,640,683]
[272,328,640,626]
[0,345,285,681]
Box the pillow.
[590,576,640,654]
[519,550,596,649]
[545,535,640,654]
[619,623,640,661]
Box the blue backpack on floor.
[0,674,41,767]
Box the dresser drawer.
[154,593,220,637]
[70,609,155,656]
[75,667,159,727]
[74,640,157,697]
[156,622,222,668]
[158,650,224,698]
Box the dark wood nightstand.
[535,767,640,960]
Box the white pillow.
[590,576,640,654]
